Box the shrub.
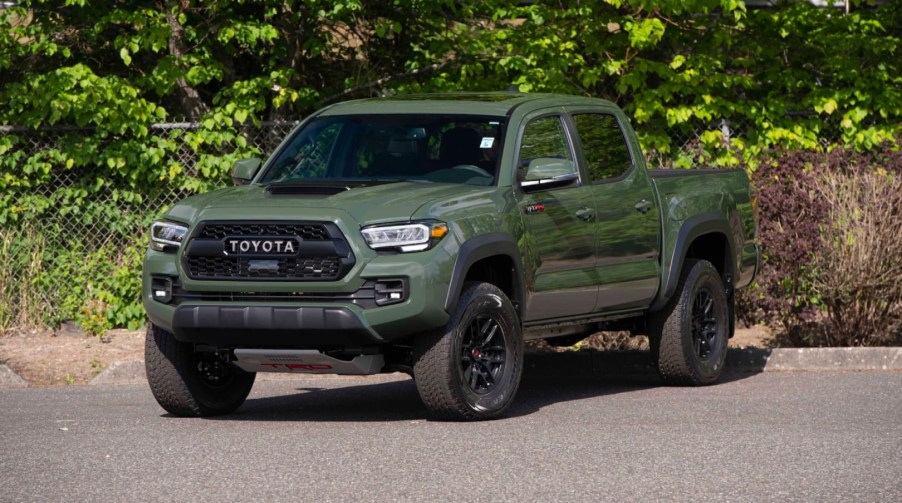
[78,298,111,338]
[809,150,902,345]
[737,149,830,344]
[739,141,902,346]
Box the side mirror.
[231,158,262,185]
[519,158,579,192]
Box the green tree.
[397,0,901,165]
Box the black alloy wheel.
[649,259,729,385]
[691,287,722,361]
[413,282,523,420]
[195,351,241,388]
[459,314,508,395]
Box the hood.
[165,182,483,226]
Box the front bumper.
[168,305,379,347]
[143,245,454,349]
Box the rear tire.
[649,260,729,385]
[413,282,523,421]
[145,323,255,416]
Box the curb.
[726,347,902,372]
[526,347,902,378]
[0,365,29,388]
[89,360,147,386]
[3,347,901,388]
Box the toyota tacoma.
[143,93,759,420]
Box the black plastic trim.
[150,276,174,304]
[373,278,409,306]
[444,233,526,317]
[169,280,383,309]
[170,305,383,347]
[650,213,736,311]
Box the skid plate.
[233,349,384,375]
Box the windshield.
[259,114,506,186]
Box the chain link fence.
[0,121,299,331]
[0,121,298,246]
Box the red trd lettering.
[285,363,333,371]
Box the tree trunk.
[165,0,209,120]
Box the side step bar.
[233,349,384,375]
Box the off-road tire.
[649,259,729,386]
[145,323,255,416]
[413,282,523,421]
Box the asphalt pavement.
[1,370,900,502]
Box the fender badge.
[524,203,545,215]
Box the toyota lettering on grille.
[223,237,300,256]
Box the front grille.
[186,256,341,279]
[198,223,329,241]
[183,221,354,281]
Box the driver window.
[517,116,574,171]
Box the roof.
[319,92,616,117]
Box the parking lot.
[2,370,900,502]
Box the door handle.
[634,199,653,214]
[576,206,595,222]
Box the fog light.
[374,278,408,306]
[151,276,173,304]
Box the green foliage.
[1,0,900,332]
[2,1,899,174]
[430,0,900,165]
[78,299,112,338]
[48,241,146,333]
[0,224,145,332]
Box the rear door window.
[572,113,633,182]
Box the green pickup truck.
[143,93,759,420]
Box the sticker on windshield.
[480,137,495,149]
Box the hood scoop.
[266,184,351,196]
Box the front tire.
[413,282,523,421]
[649,259,729,385]
[145,323,255,417]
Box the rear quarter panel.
[650,169,759,305]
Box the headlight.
[361,222,448,252]
[150,221,189,252]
